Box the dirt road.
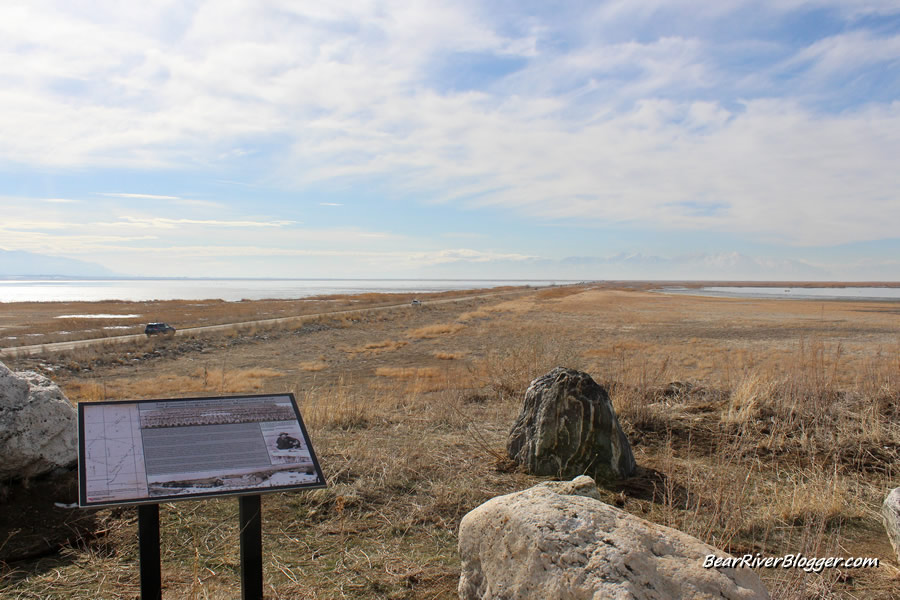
[0,289,529,358]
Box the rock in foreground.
[0,361,77,481]
[458,476,769,600]
[882,487,900,562]
[507,367,635,480]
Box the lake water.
[0,278,574,303]
[661,286,900,301]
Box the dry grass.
[457,298,534,323]
[467,331,586,401]
[375,366,442,379]
[4,287,900,599]
[535,285,588,299]
[406,323,465,339]
[64,367,286,401]
[341,339,408,355]
[298,360,328,372]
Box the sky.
[1,0,899,280]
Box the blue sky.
[1,0,899,279]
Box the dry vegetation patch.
[457,301,520,322]
[298,360,328,372]
[64,367,286,401]
[341,339,408,355]
[406,323,465,339]
[535,285,589,300]
[375,366,443,379]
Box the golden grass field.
[1,284,899,599]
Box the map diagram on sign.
[79,394,325,507]
[82,403,148,503]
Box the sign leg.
[239,495,263,600]
[138,503,162,600]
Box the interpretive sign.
[78,393,325,507]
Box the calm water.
[0,278,574,303]
[661,286,900,301]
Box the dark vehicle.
[145,322,176,336]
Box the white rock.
[882,487,900,562]
[0,361,77,481]
[458,476,769,600]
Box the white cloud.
[2,220,74,230]
[287,92,900,246]
[0,0,898,256]
[771,0,900,17]
[768,30,900,93]
[0,230,159,254]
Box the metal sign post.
[239,495,263,600]
[138,504,162,600]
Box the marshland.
[1,282,899,599]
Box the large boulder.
[507,367,635,481]
[0,360,77,481]
[458,476,769,600]
[882,487,900,562]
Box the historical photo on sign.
[79,393,325,507]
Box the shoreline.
[655,287,900,302]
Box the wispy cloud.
[66,245,539,265]
[319,202,343,206]
[2,220,73,230]
[406,248,537,266]
[100,193,182,200]
[94,217,296,228]
[0,230,159,253]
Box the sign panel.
[78,393,325,507]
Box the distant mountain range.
[0,248,830,280]
[556,251,827,280]
[0,249,117,277]
[424,251,828,280]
